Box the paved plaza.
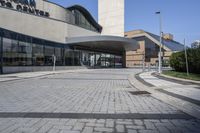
[140,72,200,100]
[0,69,200,133]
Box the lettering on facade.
[0,0,50,17]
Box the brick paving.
[0,118,199,133]
[0,69,200,133]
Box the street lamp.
[184,39,189,76]
[52,54,56,71]
[156,11,162,74]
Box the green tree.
[170,48,200,74]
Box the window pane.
[65,50,73,66]
[55,47,63,66]
[18,41,32,66]
[44,46,54,66]
[33,44,44,66]
[115,55,122,68]
[74,51,80,66]
[3,38,18,66]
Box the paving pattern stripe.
[42,78,127,81]
[157,89,200,106]
[135,74,155,87]
[0,113,194,119]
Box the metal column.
[122,50,126,68]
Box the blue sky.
[49,0,200,45]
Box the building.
[98,0,124,36]
[0,0,138,74]
[191,40,200,48]
[125,30,184,67]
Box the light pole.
[142,51,145,72]
[184,39,189,76]
[52,55,56,71]
[156,11,162,74]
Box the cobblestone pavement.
[0,118,200,133]
[0,69,200,133]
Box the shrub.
[170,48,200,74]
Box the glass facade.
[80,51,122,68]
[145,41,160,62]
[72,9,99,32]
[0,28,122,74]
[133,36,165,62]
[32,43,44,66]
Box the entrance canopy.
[66,36,139,55]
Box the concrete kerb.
[128,72,200,119]
[160,73,200,84]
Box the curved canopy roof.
[66,36,139,55]
[67,5,102,32]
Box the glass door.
[115,55,122,68]
[89,53,95,67]
[95,53,101,68]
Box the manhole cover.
[129,91,151,95]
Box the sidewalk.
[140,72,200,102]
[128,71,200,119]
[0,69,90,82]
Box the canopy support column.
[122,50,126,68]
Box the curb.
[128,72,200,119]
[0,69,90,83]
[151,72,200,86]
[159,73,200,85]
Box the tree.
[170,48,200,74]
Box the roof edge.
[67,5,102,33]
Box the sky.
[49,0,200,46]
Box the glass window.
[18,41,32,66]
[3,38,19,66]
[3,38,12,52]
[81,51,90,66]
[145,41,159,62]
[55,47,63,66]
[65,50,74,66]
[3,38,13,66]
[115,55,122,68]
[73,51,80,66]
[32,44,44,66]
[110,55,115,67]
[73,9,98,32]
[95,53,101,67]
[44,46,54,66]
[89,53,95,67]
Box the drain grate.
[129,91,151,95]
[126,86,132,88]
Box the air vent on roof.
[163,33,173,40]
